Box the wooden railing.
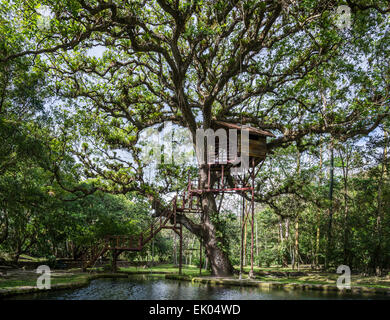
[82,196,182,269]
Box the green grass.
[239,265,316,273]
[253,275,330,286]
[119,264,211,276]
[18,254,47,263]
[250,271,390,289]
[0,253,47,263]
[0,273,89,289]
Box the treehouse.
[209,120,275,169]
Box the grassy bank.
[118,264,211,276]
[0,273,89,288]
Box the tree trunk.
[111,249,121,272]
[173,232,177,265]
[325,139,334,269]
[174,166,234,276]
[374,129,388,275]
[279,217,288,267]
[339,145,351,266]
[151,236,155,264]
[243,215,247,267]
[240,196,244,276]
[315,140,323,268]
[13,252,20,264]
[315,215,320,268]
[278,218,283,262]
[293,150,301,271]
[284,218,290,267]
[202,194,234,276]
[0,209,8,245]
[199,167,234,276]
[293,217,299,271]
[255,217,259,266]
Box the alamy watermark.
[141,122,250,175]
[336,265,351,290]
[36,265,51,289]
[36,5,54,31]
[195,127,250,175]
[335,5,352,30]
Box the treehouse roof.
[212,120,275,138]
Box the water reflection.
[7,275,389,300]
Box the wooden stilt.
[221,165,224,188]
[199,239,202,275]
[240,194,244,279]
[179,225,183,275]
[208,164,211,189]
[112,249,117,272]
[250,159,255,278]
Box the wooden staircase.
[82,196,193,270]
[82,241,109,271]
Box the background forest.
[0,0,389,277]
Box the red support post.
[208,164,211,190]
[179,225,183,275]
[174,196,177,226]
[221,165,224,189]
[240,195,244,280]
[199,239,202,275]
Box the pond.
[7,275,390,300]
